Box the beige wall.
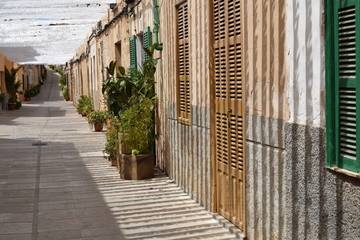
[244,0,289,121]
[154,0,212,208]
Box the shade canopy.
[0,0,116,64]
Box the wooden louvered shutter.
[143,26,152,61]
[213,0,246,230]
[130,35,137,71]
[334,1,360,172]
[177,2,191,125]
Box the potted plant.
[104,115,120,166]
[88,110,109,132]
[15,100,21,110]
[77,95,93,117]
[24,89,32,101]
[103,44,158,180]
[62,86,70,101]
[5,66,22,110]
[119,99,155,180]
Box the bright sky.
[0,0,116,64]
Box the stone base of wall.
[245,114,286,240]
[166,102,211,209]
[285,122,360,240]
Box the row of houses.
[0,53,44,109]
[67,0,360,239]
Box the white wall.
[286,0,325,127]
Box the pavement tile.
[37,229,82,240]
[0,222,32,234]
[0,234,31,240]
[0,213,33,223]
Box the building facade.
[68,0,360,239]
[0,54,43,107]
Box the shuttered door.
[335,0,360,172]
[213,0,246,230]
[177,2,191,124]
[144,26,152,61]
[130,35,137,71]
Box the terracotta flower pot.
[8,103,16,110]
[94,123,103,132]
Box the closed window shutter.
[143,26,152,61]
[130,35,137,70]
[334,1,360,172]
[177,2,191,124]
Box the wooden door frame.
[209,0,247,235]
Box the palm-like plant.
[102,43,158,117]
[5,66,22,103]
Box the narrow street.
[0,68,239,240]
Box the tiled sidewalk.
[0,68,238,240]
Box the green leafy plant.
[15,100,21,110]
[102,43,159,117]
[59,74,66,86]
[102,61,134,116]
[103,44,159,156]
[77,95,93,115]
[119,98,155,155]
[62,86,70,100]
[87,110,110,125]
[5,66,22,103]
[24,89,32,99]
[33,85,41,95]
[103,115,120,158]
[23,83,41,101]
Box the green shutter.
[330,0,360,172]
[143,26,152,61]
[130,35,137,70]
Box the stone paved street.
[0,69,239,240]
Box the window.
[115,41,121,67]
[136,33,144,68]
[130,27,152,71]
[326,1,360,173]
[176,1,191,125]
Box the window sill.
[326,167,360,179]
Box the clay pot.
[94,123,103,132]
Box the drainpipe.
[152,0,163,51]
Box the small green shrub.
[103,116,119,158]
[87,110,110,125]
[24,89,32,98]
[119,99,154,155]
[59,74,66,86]
[15,100,21,110]
[62,86,70,100]
[32,85,41,95]
[77,95,94,115]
